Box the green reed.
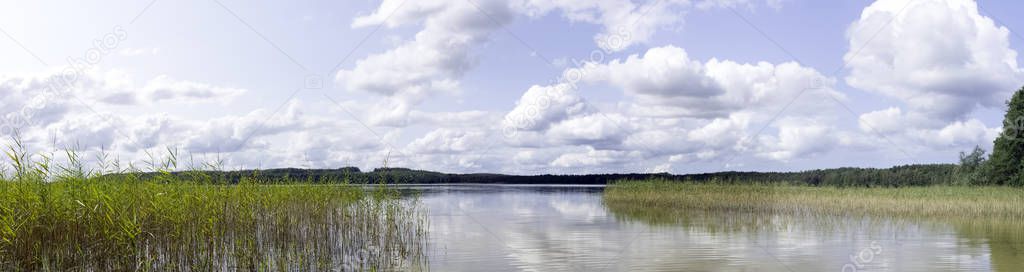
[0,136,428,271]
[604,179,1024,271]
[604,179,1024,220]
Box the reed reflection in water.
[409,184,1021,272]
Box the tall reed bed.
[604,179,1024,220]
[604,180,1024,271]
[0,137,428,271]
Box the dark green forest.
[128,164,961,187]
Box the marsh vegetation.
[603,180,1024,219]
[0,138,428,271]
[603,180,1024,271]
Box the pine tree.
[987,86,1024,185]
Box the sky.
[1,0,1023,175]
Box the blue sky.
[2,0,1023,174]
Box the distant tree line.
[130,164,966,187]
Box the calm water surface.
[399,184,1021,272]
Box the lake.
[400,184,1022,272]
